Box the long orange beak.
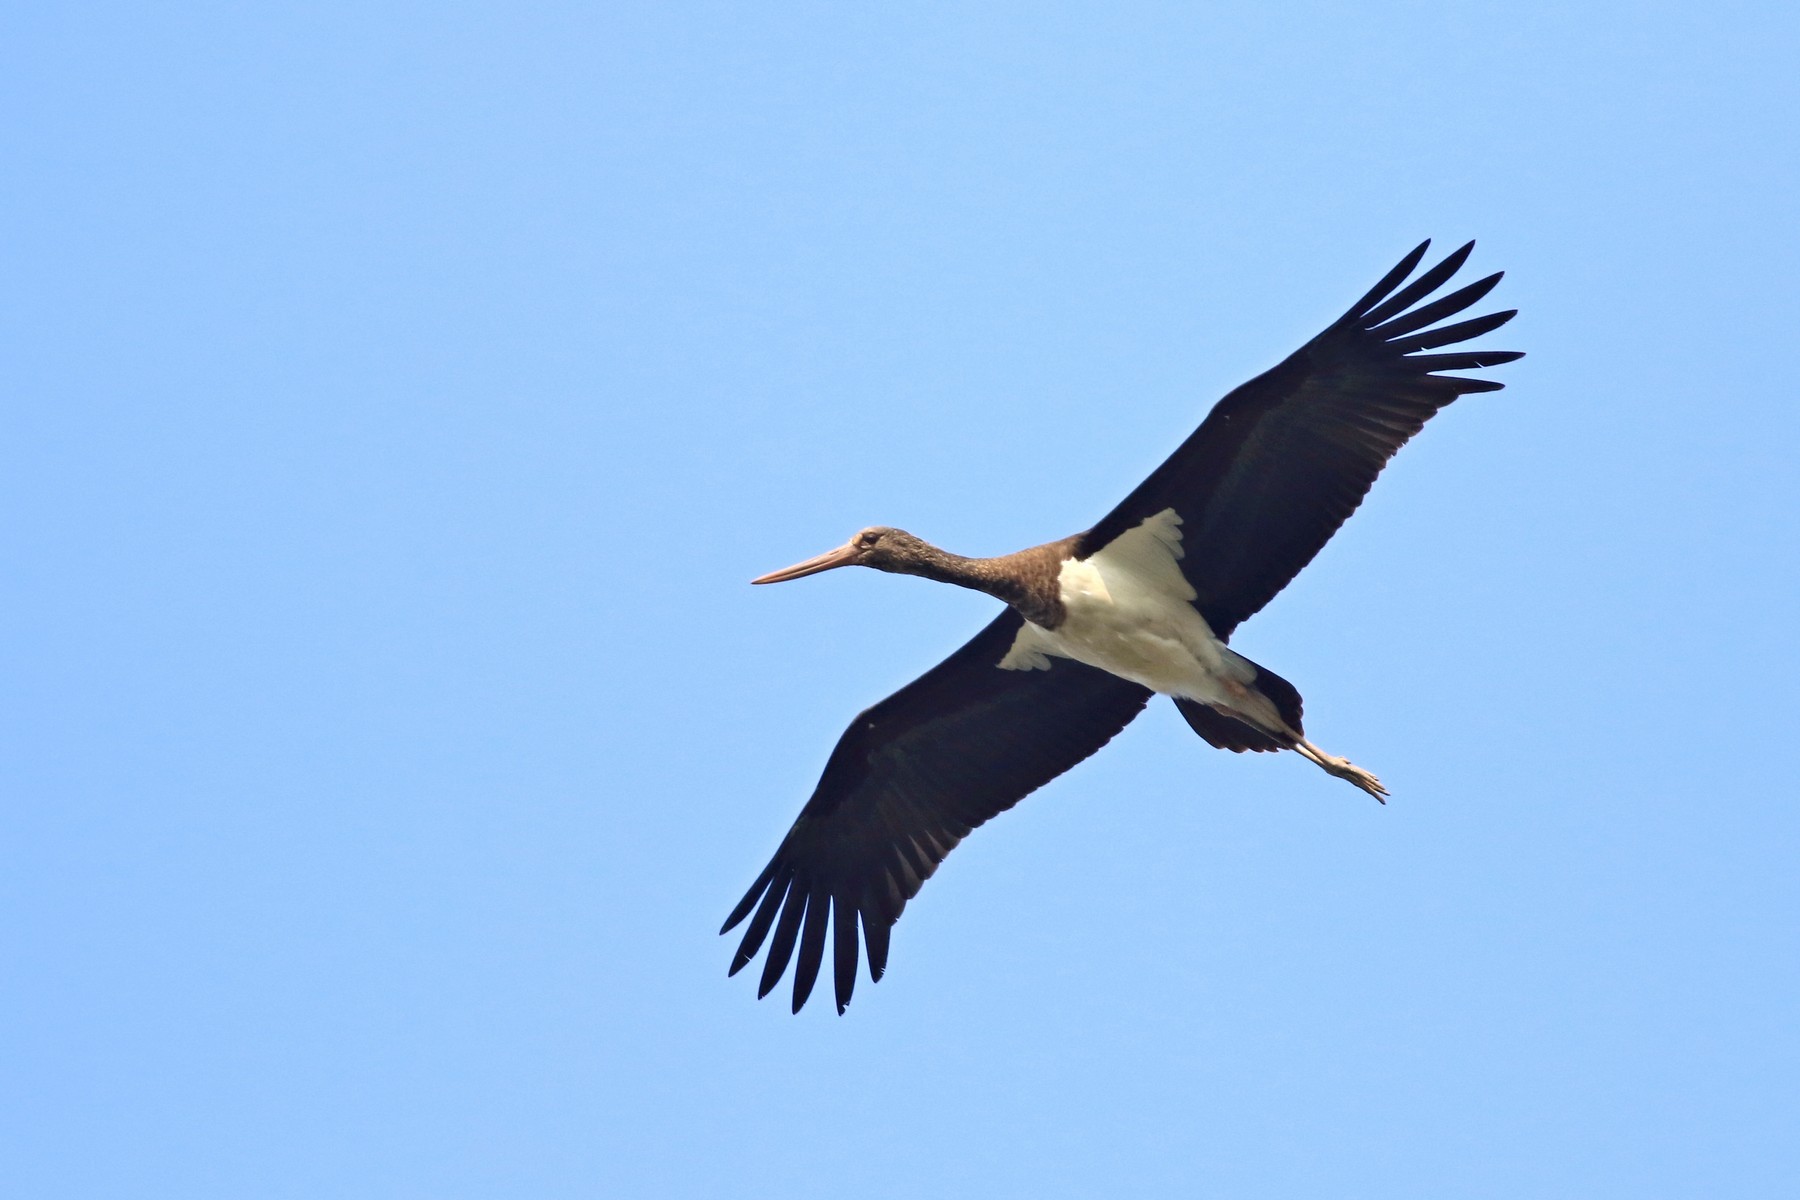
[751,541,861,585]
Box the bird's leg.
[1214,676,1388,801]
[1292,739,1388,802]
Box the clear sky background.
[7,3,1799,1197]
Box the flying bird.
[724,240,1521,1014]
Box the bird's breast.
[998,508,1238,700]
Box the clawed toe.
[1334,762,1388,802]
[1297,739,1388,802]
[1325,758,1386,801]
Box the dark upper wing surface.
[1079,240,1522,640]
[721,611,1152,1014]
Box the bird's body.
[725,241,1522,1013]
[1002,509,1240,701]
[1000,508,1384,794]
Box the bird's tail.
[1173,655,1305,753]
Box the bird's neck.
[899,542,1067,628]
[901,546,1000,591]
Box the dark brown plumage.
[1080,240,1517,639]
[726,240,1522,1013]
[722,610,1151,1013]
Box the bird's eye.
[859,531,881,548]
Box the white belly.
[998,508,1253,707]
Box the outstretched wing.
[1079,240,1523,640]
[722,611,1152,1014]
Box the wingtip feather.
[789,889,830,1012]
[1361,242,1477,328]
[832,895,860,1014]
[728,868,790,975]
[1342,240,1432,322]
[757,881,810,998]
[1370,272,1503,340]
[864,915,891,983]
[1393,308,1517,353]
[720,860,777,935]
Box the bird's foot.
[1294,738,1388,802]
[1321,755,1387,802]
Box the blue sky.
[6,2,1799,1197]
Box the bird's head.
[751,526,932,584]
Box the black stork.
[724,240,1521,1014]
